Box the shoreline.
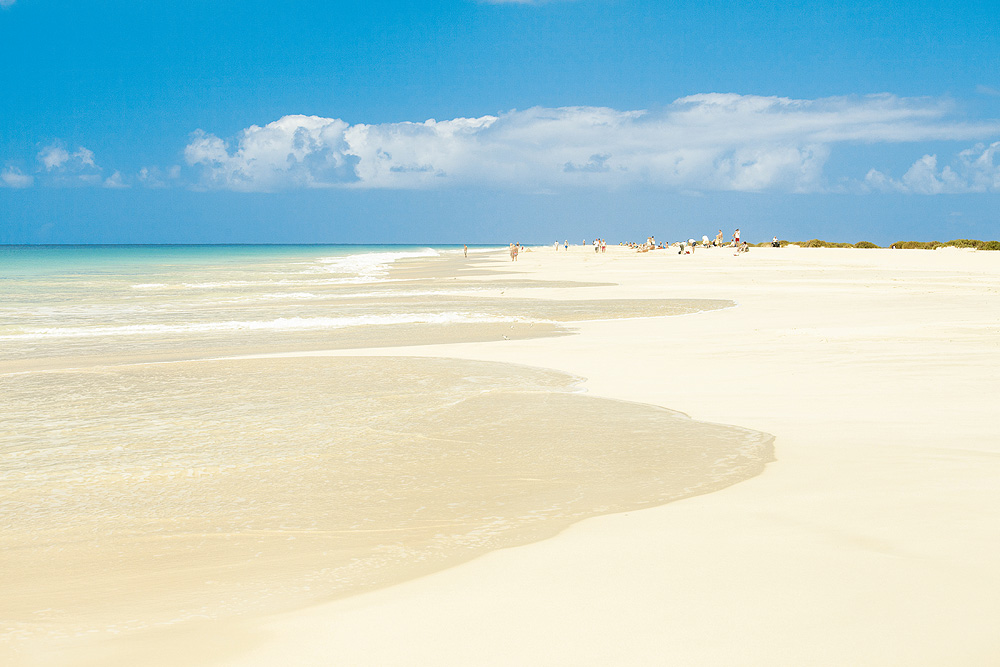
[8,245,1000,665]
[224,245,1000,665]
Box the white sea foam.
[303,248,439,277]
[2,312,517,340]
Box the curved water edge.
[1,355,774,652]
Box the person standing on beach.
[463,245,468,257]
[716,230,724,246]
[734,228,741,246]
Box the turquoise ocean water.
[0,243,773,650]
[0,244,495,364]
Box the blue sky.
[2,0,999,244]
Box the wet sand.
[1,251,760,665]
[7,244,1000,665]
[217,245,1000,666]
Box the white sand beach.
[213,245,1000,666]
[8,244,1000,666]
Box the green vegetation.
[890,239,1000,250]
[740,238,998,250]
[890,241,941,249]
[756,238,1000,250]
[799,239,859,248]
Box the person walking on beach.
[463,244,467,257]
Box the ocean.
[0,245,481,366]
[0,244,772,648]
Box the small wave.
[302,248,439,277]
[2,312,517,340]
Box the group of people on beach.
[547,228,773,256]
[509,243,528,261]
[619,229,747,254]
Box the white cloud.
[184,116,356,190]
[36,142,103,185]
[184,94,1000,194]
[865,141,1000,194]
[103,171,129,189]
[1,166,33,188]
[38,144,71,170]
[137,165,181,188]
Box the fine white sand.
[39,245,1000,666]
[211,245,1000,666]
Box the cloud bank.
[865,142,1000,194]
[1,166,33,188]
[35,142,104,186]
[184,94,1000,193]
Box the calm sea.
[0,244,772,650]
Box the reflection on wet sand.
[1,356,772,646]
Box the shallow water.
[0,245,770,651]
[1,356,772,644]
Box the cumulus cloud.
[103,171,129,189]
[184,94,1000,194]
[36,142,103,185]
[137,165,181,188]
[865,141,1000,194]
[1,166,33,188]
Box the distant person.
[554,241,559,251]
[733,228,741,246]
[771,236,780,248]
[463,244,468,257]
[715,230,724,246]
[564,240,568,250]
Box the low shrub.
[891,241,942,250]
[854,241,880,249]
[943,238,983,248]
[799,239,853,248]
